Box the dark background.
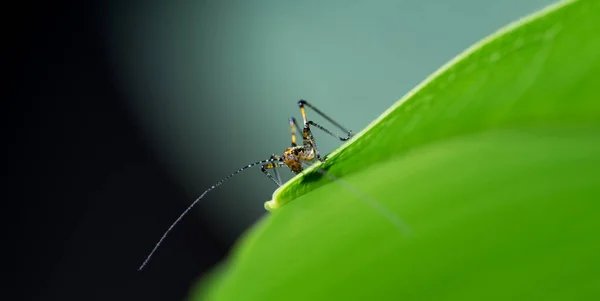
[9,0,554,300]
[10,1,226,300]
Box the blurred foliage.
[192,0,600,300]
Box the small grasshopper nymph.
[138,100,353,270]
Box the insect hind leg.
[307,121,352,141]
[297,99,353,162]
[298,100,353,139]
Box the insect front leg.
[261,155,286,186]
[270,153,283,185]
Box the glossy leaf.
[193,1,600,300]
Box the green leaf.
[192,0,600,300]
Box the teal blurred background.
[106,0,555,244]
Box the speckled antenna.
[138,100,353,270]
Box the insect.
[138,100,353,270]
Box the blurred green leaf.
[193,0,600,300]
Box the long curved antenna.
[138,157,278,271]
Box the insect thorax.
[283,146,315,173]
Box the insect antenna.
[138,157,279,271]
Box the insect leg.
[270,154,283,185]
[272,167,282,186]
[304,125,324,162]
[298,100,353,141]
[261,155,285,186]
[290,116,303,133]
[307,120,352,141]
[289,117,299,147]
[297,100,353,162]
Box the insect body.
[261,100,352,185]
[138,100,353,270]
